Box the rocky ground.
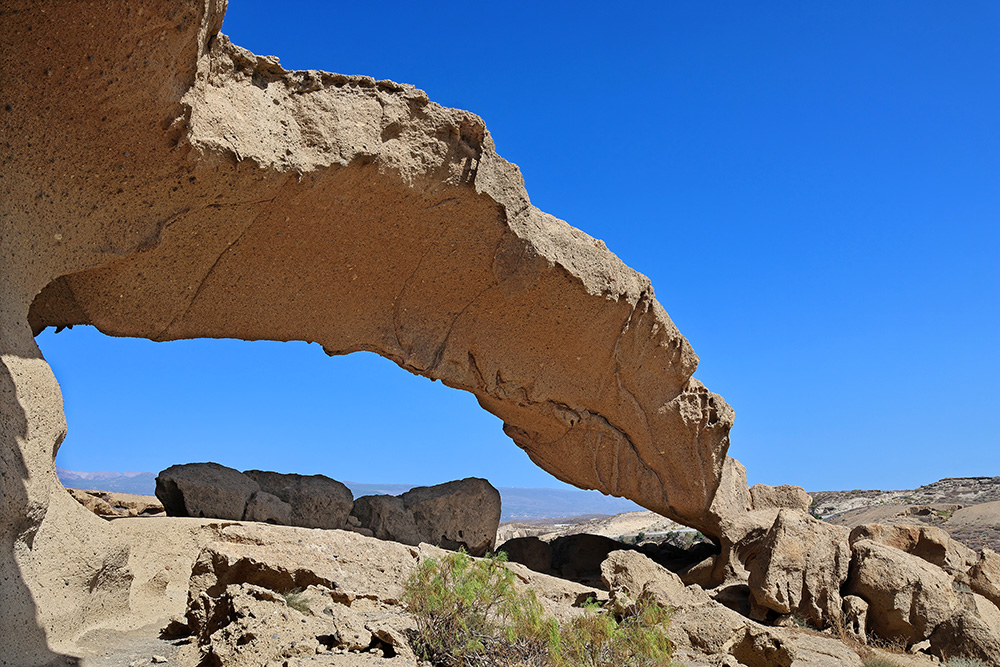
[499,477,1000,555]
[56,474,1000,667]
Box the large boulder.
[400,478,501,556]
[156,462,260,521]
[244,470,353,530]
[747,509,851,629]
[970,548,1000,609]
[350,495,422,546]
[849,523,977,575]
[749,484,812,513]
[846,539,960,644]
[352,477,500,556]
[497,536,553,574]
[551,533,632,583]
[600,550,863,666]
[928,591,1000,665]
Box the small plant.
[862,658,904,667]
[944,658,991,667]
[403,550,673,667]
[282,587,310,615]
[552,597,673,667]
[636,532,647,544]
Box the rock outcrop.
[67,488,165,518]
[350,477,501,556]
[156,462,264,521]
[2,3,737,658]
[747,509,850,629]
[244,469,353,530]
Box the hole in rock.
[35,325,599,507]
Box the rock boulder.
[846,539,960,644]
[747,509,850,629]
[156,462,260,521]
[351,477,500,556]
[244,470,353,530]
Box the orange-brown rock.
[1,2,734,662]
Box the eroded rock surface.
[2,3,738,654]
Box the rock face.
[849,523,976,574]
[2,3,737,658]
[244,470,353,530]
[156,462,262,521]
[747,509,851,629]
[350,477,500,556]
[67,488,164,518]
[846,539,960,644]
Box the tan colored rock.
[156,462,259,521]
[969,548,1000,609]
[849,523,976,574]
[188,523,419,607]
[928,591,1000,665]
[846,539,959,644]
[67,488,117,516]
[244,470,354,530]
[749,484,812,513]
[2,1,733,660]
[747,509,851,628]
[600,550,862,666]
[842,595,869,644]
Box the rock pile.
[155,463,500,556]
[501,471,1000,664]
[66,488,164,518]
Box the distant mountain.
[56,468,641,521]
[57,467,158,495]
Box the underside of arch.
[2,2,738,658]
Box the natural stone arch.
[2,2,735,662]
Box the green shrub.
[552,597,673,667]
[281,587,310,614]
[403,550,674,667]
[862,658,903,667]
[944,658,991,667]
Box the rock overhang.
[2,1,739,660]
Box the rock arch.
[2,1,733,662]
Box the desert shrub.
[944,658,991,667]
[403,550,673,667]
[862,658,904,667]
[281,587,310,614]
[551,597,673,667]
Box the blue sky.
[41,1,999,492]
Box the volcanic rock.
[156,462,260,521]
[351,477,500,556]
[846,539,960,644]
[244,470,354,530]
[969,548,1000,609]
[497,536,553,573]
[849,523,977,574]
[747,509,850,628]
[749,484,812,513]
[4,0,735,660]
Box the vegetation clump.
[403,549,673,667]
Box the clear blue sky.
[41,1,999,492]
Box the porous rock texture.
[1,2,734,662]
[350,477,500,556]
